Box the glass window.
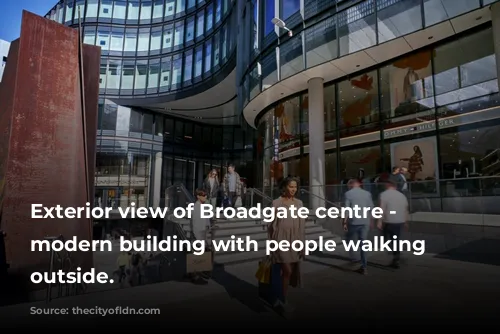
[113,1,127,20]
[153,0,164,19]
[165,0,175,16]
[121,62,135,90]
[275,96,300,152]
[124,29,138,52]
[184,52,193,83]
[324,84,336,136]
[196,11,204,38]
[204,40,212,74]
[154,114,164,136]
[135,60,148,90]
[280,32,303,79]
[65,2,74,23]
[305,15,337,68]
[213,33,220,67]
[206,4,213,31]
[174,21,184,47]
[127,0,140,21]
[100,62,107,89]
[186,16,195,43]
[215,0,221,24]
[75,0,85,21]
[110,28,124,52]
[97,27,110,51]
[86,0,99,18]
[380,50,434,130]
[424,0,480,27]
[140,1,153,21]
[171,57,182,86]
[338,70,380,138]
[176,0,185,14]
[262,50,278,89]
[377,0,421,43]
[251,0,259,54]
[340,144,382,183]
[130,110,143,133]
[107,59,121,90]
[148,59,160,89]
[195,47,203,78]
[160,57,171,89]
[143,113,154,135]
[439,122,500,180]
[98,0,112,19]
[83,27,96,45]
[101,102,118,130]
[282,0,299,20]
[433,29,497,109]
[338,0,376,56]
[137,28,151,52]
[163,25,173,49]
[150,27,162,51]
[263,0,275,36]
[221,25,227,60]
[188,0,196,10]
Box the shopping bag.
[255,257,272,284]
[234,197,242,207]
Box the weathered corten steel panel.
[0,11,94,284]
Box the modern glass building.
[45,0,256,215]
[45,0,500,213]
[237,0,500,210]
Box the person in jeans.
[342,178,374,275]
[222,164,242,207]
[377,179,409,269]
[203,169,219,210]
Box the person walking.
[342,178,374,275]
[222,164,242,207]
[377,179,409,269]
[190,188,211,285]
[204,169,219,210]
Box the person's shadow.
[210,263,270,314]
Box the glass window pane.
[86,0,99,18]
[305,15,337,68]
[160,57,171,88]
[84,27,96,45]
[124,29,138,52]
[174,22,184,47]
[107,60,121,89]
[377,0,422,43]
[176,0,185,14]
[150,28,162,51]
[127,0,140,20]
[186,17,195,43]
[184,53,193,83]
[165,0,175,16]
[110,28,124,51]
[282,0,300,20]
[138,28,150,52]
[143,114,154,134]
[280,32,303,79]
[65,2,74,23]
[263,0,275,36]
[213,33,220,67]
[172,58,182,86]
[98,0,112,18]
[163,25,173,49]
[195,47,203,77]
[135,61,148,90]
[140,1,152,21]
[113,1,127,20]
[153,0,164,19]
[148,60,160,88]
[424,0,480,27]
[206,4,213,31]
[100,62,107,89]
[338,0,376,56]
[196,11,204,37]
[97,28,110,50]
[204,40,212,73]
[121,62,135,89]
[188,0,196,10]
[215,0,221,24]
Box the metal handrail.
[300,188,341,208]
[178,183,196,203]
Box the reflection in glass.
[140,1,152,21]
[148,60,160,89]
[160,57,171,89]
[97,27,110,51]
[186,17,195,43]
[206,4,213,31]
[204,40,212,74]
[107,60,121,90]
[124,29,138,52]
[153,0,164,19]
[305,15,337,68]
[135,61,148,90]
[172,57,182,86]
[86,0,99,18]
[184,52,193,83]
[176,0,185,14]
[83,27,96,45]
[282,0,300,20]
[338,0,376,56]
[127,0,140,21]
[165,0,175,17]
[121,62,135,90]
[110,28,124,52]
[196,11,205,38]
[174,22,184,47]
[280,33,303,79]
[150,28,162,51]
[195,47,203,77]
[163,25,173,49]
[377,0,422,43]
[113,1,127,20]
[424,0,480,27]
[138,28,150,52]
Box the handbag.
[255,257,272,284]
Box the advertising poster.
[390,137,438,181]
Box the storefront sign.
[383,118,456,139]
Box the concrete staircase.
[171,216,341,265]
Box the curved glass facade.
[255,27,500,197]
[44,0,248,211]
[239,0,500,109]
[47,0,237,97]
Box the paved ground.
[1,247,499,329]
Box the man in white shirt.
[377,180,409,269]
